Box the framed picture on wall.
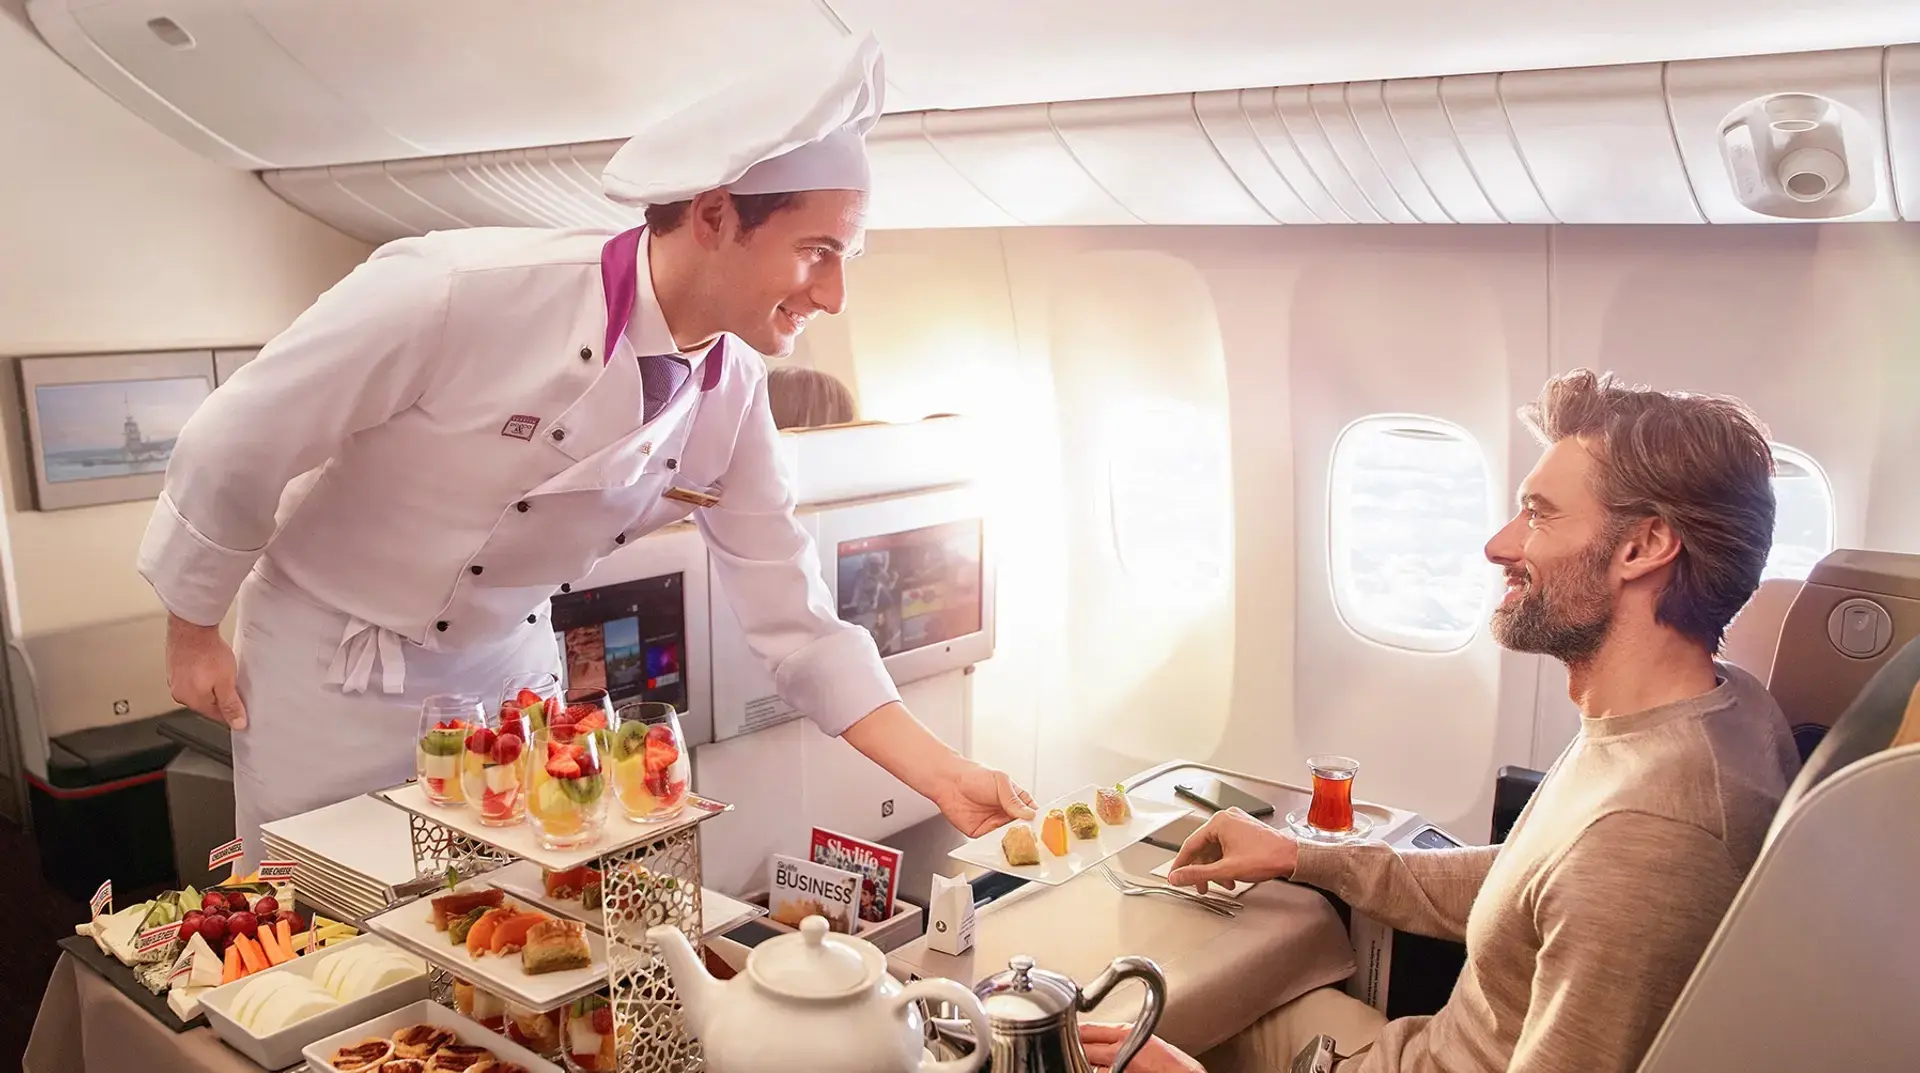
[16,349,217,511]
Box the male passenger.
[1087,370,1803,1073]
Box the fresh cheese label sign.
[258,860,297,882]
[90,879,112,918]
[136,923,180,954]
[208,837,246,870]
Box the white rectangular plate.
[373,782,733,872]
[362,881,634,1011]
[303,998,562,1073]
[198,934,428,1071]
[261,796,417,885]
[485,859,765,939]
[947,784,1186,886]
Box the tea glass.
[417,694,484,806]
[1305,755,1359,833]
[610,701,691,823]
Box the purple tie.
[639,354,689,423]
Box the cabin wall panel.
[0,15,369,640]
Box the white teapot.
[649,916,991,1073]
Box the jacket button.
[666,458,679,470]
[579,346,592,361]
[436,621,449,632]
[560,584,571,594]
[527,614,538,624]
[470,565,483,576]
[551,428,566,443]
[615,534,626,545]
[516,501,530,513]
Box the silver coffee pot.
[927,954,1166,1073]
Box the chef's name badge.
[258,860,298,882]
[662,486,721,508]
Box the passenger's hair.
[1519,369,1777,651]
[766,366,856,430]
[643,191,802,238]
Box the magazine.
[767,854,861,934]
[809,828,902,925]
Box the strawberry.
[516,688,543,710]
[574,711,608,732]
[644,739,678,773]
[466,727,497,754]
[491,732,524,765]
[435,718,465,731]
[574,752,602,778]
[591,1005,614,1034]
[547,757,582,780]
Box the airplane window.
[1329,415,1492,652]
[1765,444,1835,581]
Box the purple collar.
[600,226,724,391]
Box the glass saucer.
[1284,809,1376,845]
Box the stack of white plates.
[260,796,417,922]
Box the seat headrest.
[1764,549,1920,759]
[1771,631,1920,829]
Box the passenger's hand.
[1079,1025,1205,1073]
[166,614,247,730]
[933,761,1038,837]
[1168,807,1297,893]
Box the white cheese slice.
[251,984,338,1035]
[338,953,420,1000]
[184,934,224,989]
[232,973,302,1029]
[167,984,210,1022]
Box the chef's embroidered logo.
[501,414,541,441]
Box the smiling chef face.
[690,188,867,358]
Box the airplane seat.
[1634,630,1920,1072]
[1763,549,1920,761]
[1719,576,1802,685]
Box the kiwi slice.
[612,721,648,761]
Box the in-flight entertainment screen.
[551,573,688,712]
[835,519,983,659]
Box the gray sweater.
[1293,662,1800,1073]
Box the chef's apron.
[229,563,561,872]
[225,225,699,874]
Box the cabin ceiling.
[20,0,1920,170]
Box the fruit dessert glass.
[610,701,690,823]
[498,671,562,737]
[528,725,611,850]
[417,694,484,806]
[563,994,619,1072]
[459,712,531,827]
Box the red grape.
[251,896,279,918]
[198,915,229,946]
[227,911,259,939]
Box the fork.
[1097,864,1238,916]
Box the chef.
[137,34,1034,869]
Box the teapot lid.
[973,955,1081,1025]
[746,916,883,1000]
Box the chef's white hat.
[602,34,885,208]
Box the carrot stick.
[236,934,267,974]
[276,919,293,957]
[222,944,242,984]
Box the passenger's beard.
[1490,532,1620,665]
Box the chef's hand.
[1079,1025,1206,1073]
[840,702,1035,837]
[1167,807,1298,894]
[166,613,247,730]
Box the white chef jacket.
[137,225,899,737]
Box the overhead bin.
[1499,64,1705,224]
[1378,79,1505,224]
[863,117,1020,230]
[1191,91,1323,224]
[1895,45,1920,219]
[1306,83,1423,223]
[920,104,1139,226]
[1667,48,1896,223]
[1436,75,1559,224]
[1047,95,1276,225]
[1342,82,1455,224]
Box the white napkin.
[1148,859,1255,897]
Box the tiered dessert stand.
[362,782,745,1073]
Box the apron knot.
[324,617,407,695]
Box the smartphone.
[1173,778,1276,818]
